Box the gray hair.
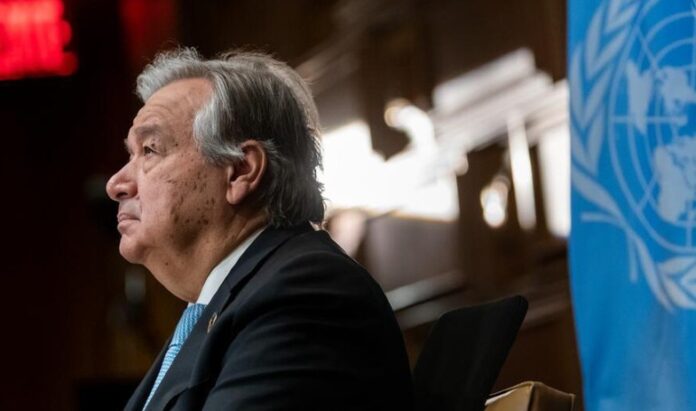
[136,48,325,228]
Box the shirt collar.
[192,227,266,306]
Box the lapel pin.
[207,312,218,333]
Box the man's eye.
[143,146,156,155]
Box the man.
[106,48,413,410]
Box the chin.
[119,237,145,264]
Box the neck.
[146,210,268,302]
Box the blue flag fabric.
[570,1,696,410]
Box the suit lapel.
[144,311,210,410]
[142,223,312,410]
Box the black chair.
[413,295,529,411]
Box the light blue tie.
[143,303,206,410]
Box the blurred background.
[0,0,573,409]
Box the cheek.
[137,175,186,227]
[161,172,217,229]
[139,155,225,234]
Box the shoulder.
[239,228,392,319]
[205,226,413,409]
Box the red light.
[0,0,77,80]
[119,0,176,71]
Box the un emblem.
[572,0,696,310]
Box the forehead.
[130,78,213,137]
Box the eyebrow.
[123,124,164,154]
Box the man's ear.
[225,140,267,205]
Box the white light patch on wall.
[385,101,436,154]
[384,100,459,221]
[480,176,510,228]
[319,119,459,221]
[386,150,460,221]
[318,120,384,210]
[432,48,536,114]
[538,125,570,237]
[507,112,537,230]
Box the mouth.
[117,213,140,233]
[117,213,139,223]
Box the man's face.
[106,78,228,267]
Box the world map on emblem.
[610,3,696,253]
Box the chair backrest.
[413,295,529,411]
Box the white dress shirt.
[192,227,265,306]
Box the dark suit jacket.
[125,223,414,410]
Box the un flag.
[570,0,696,409]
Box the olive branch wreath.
[570,0,696,310]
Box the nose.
[106,163,137,201]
